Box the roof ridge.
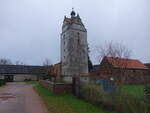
[104,56,148,70]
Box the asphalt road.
[0,82,48,113]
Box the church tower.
[61,10,88,78]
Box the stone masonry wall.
[40,80,73,94]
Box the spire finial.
[70,8,76,18]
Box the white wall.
[13,74,38,82]
[0,74,38,82]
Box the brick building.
[90,57,150,84]
[89,65,101,81]
[145,63,150,70]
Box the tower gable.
[62,14,87,34]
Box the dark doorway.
[4,75,14,82]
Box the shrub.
[144,84,150,102]
[0,79,6,86]
[79,82,114,110]
[79,82,150,113]
[113,93,149,113]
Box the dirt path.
[0,82,48,113]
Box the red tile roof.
[104,57,148,70]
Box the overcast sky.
[0,0,149,65]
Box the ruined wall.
[40,80,73,94]
[0,74,38,81]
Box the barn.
[90,57,150,84]
[0,65,46,82]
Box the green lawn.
[120,84,145,98]
[0,80,6,87]
[34,83,111,113]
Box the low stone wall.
[39,80,73,94]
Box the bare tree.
[97,41,131,62]
[97,41,132,85]
[0,58,13,65]
[15,61,25,65]
[43,58,52,66]
[42,58,53,80]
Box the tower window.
[64,41,65,45]
[77,32,80,43]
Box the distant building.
[145,63,150,75]
[61,10,88,81]
[53,63,61,82]
[145,63,150,69]
[0,65,47,82]
[90,57,150,84]
[89,65,101,81]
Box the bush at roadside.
[79,82,114,110]
[113,93,149,113]
[79,82,150,113]
[144,84,150,102]
[0,79,6,86]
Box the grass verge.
[120,84,145,98]
[34,83,111,113]
[0,80,6,87]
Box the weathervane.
[72,7,74,11]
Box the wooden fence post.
[72,77,80,97]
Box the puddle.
[0,93,15,102]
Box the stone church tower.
[61,10,88,78]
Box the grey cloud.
[0,0,149,65]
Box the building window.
[64,56,65,59]
[64,41,65,45]
[77,32,80,43]
[77,32,80,36]
[64,49,65,52]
